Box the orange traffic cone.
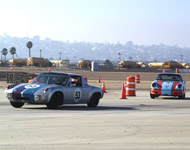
[28,78,35,83]
[48,67,51,72]
[10,67,13,71]
[163,69,165,73]
[176,68,179,73]
[120,84,127,99]
[98,76,101,83]
[83,76,88,82]
[102,81,106,93]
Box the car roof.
[41,72,82,77]
[158,73,182,76]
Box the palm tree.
[10,47,16,59]
[26,41,33,57]
[2,48,8,63]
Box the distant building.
[118,61,140,68]
[77,60,91,68]
[27,57,52,67]
[9,58,27,66]
[180,63,190,69]
[50,60,70,68]
[148,62,164,68]
[137,62,146,68]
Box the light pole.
[59,52,62,67]
[1,51,2,61]
[59,52,62,60]
[180,55,183,63]
[118,52,121,61]
[40,50,42,58]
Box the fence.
[6,72,37,84]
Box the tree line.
[1,41,33,63]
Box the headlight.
[34,95,40,101]
[152,83,157,87]
[178,84,182,88]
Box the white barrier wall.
[91,61,98,71]
[179,69,190,73]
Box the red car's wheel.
[178,93,185,99]
[150,93,155,99]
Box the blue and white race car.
[6,72,104,109]
[150,73,186,99]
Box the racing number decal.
[25,84,40,89]
[75,91,80,100]
[74,88,82,102]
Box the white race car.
[6,72,104,109]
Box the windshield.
[156,74,182,81]
[32,73,69,86]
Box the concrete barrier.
[179,69,190,73]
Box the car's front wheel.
[10,101,24,108]
[46,92,63,109]
[87,94,100,107]
[178,93,185,99]
[150,93,155,99]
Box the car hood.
[161,81,179,90]
[153,80,181,90]
[9,83,59,95]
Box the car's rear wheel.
[46,92,63,109]
[87,94,100,107]
[150,93,155,99]
[10,101,24,108]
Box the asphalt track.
[1,88,190,150]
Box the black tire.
[46,92,63,109]
[87,94,100,107]
[178,93,185,99]
[10,101,24,108]
[150,93,155,99]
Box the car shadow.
[155,97,190,101]
[24,104,138,111]
[60,105,137,111]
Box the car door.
[64,76,89,104]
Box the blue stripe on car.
[22,84,48,103]
[12,84,28,94]
[161,82,173,95]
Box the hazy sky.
[0,0,189,47]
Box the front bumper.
[150,88,183,96]
[7,92,48,104]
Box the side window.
[71,76,82,87]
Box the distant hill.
[0,34,190,63]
